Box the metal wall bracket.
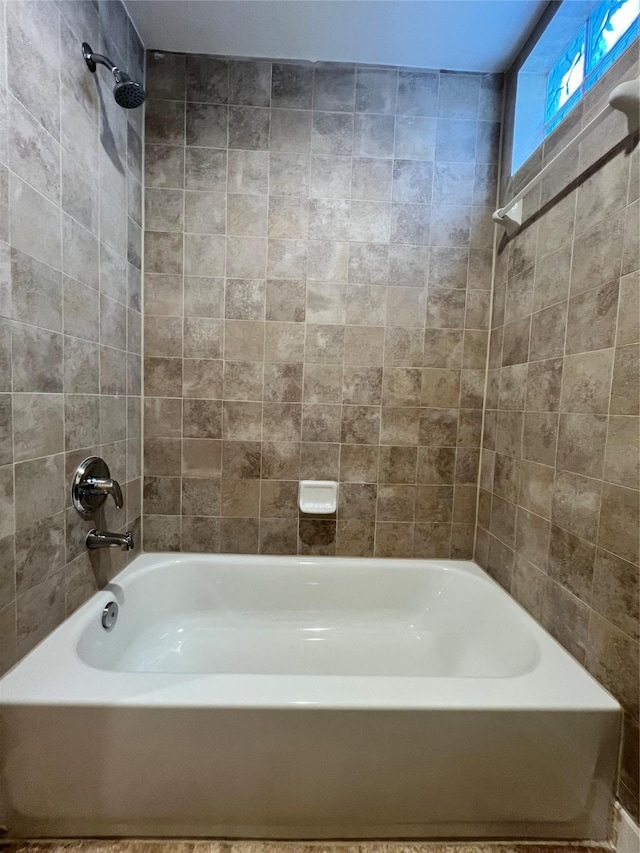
[492,198,523,237]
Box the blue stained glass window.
[543,0,639,137]
[545,27,586,124]
[514,0,638,174]
[587,0,639,70]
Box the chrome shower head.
[113,71,145,109]
[82,42,145,109]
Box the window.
[545,0,639,134]
[545,27,585,128]
[589,0,639,68]
[512,0,639,174]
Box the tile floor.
[0,841,608,853]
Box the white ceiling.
[125,0,548,73]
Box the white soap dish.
[299,480,338,514]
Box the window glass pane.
[587,0,639,70]
[545,90,581,136]
[545,27,586,123]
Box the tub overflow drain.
[102,601,118,631]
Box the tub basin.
[0,555,620,839]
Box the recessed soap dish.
[299,480,338,514]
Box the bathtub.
[0,554,619,840]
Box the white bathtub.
[0,554,620,840]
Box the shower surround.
[142,54,501,557]
[0,0,143,677]
[476,42,639,819]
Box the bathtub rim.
[0,554,620,715]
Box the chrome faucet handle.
[84,476,124,509]
[72,457,125,518]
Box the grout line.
[471,75,507,565]
[6,0,17,653]
[134,42,147,549]
[256,61,273,556]
[177,77,187,541]
[588,188,628,621]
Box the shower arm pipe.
[82,43,121,77]
[493,78,640,237]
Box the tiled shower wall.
[142,54,501,557]
[475,43,639,818]
[0,1,143,676]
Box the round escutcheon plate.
[102,601,118,631]
[72,456,111,518]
